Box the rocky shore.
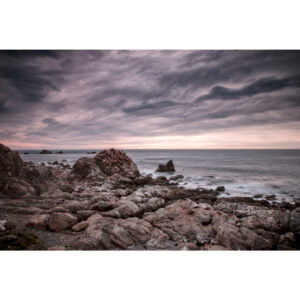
[0,143,300,250]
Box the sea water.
[19,149,300,202]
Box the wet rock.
[94,148,140,179]
[48,212,77,232]
[216,186,225,192]
[266,195,276,200]
[156,160,175,173]
[170,174,184,181]
[26,214,49,230]
[72,221,89,232]
[40,150,52,154]
[55,151,64,154]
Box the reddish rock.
[26,214,49,230]
[48,212,77,232]
[94,148,140,179]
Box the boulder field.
[0,142,300,250]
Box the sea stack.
[156,160,175,172]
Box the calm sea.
[19,149,300,202]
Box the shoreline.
[1,143,300,250]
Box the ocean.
[19,149,300,203]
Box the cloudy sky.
[0,50,300,149]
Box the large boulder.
[48,212,77,232]
[94,149,140,179]
[156,160,175,172]
[0,143,23,177]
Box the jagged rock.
[240,210,290,232]
[73,157,107,180]
[85,215,168,249]
[94,148,140,179]
[156,160,175,172]
[26,214,49,230]
[0,143,24,177]
[48,212,77,232]
[144,199,214,244]
[215,223,272,250]
[40,150,52,154]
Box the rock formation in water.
[156,160,175,172]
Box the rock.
[290,207,300,235]
[48,246,67,250]
[55,151,64,154]
[72,221,89,232]
[77,210,95,222]
[0,220,7,231]
[48,212,77,232]
[144,199,214,244]
[156,160,175,172]
[0,143,24,177]
[24,152,29,155]
[75,237,99,250]
[90,201,113,212]
[102,200,139,218]
[177,242,199,250]
[73,157,106,180]
[62,200,84,213]
[94,148,140,179]
[216,186,225,192]
[60,184,74,193]
[170,174,184,181]
[266,195,276,200]
[40,150,52,154]
[215,223,272,250]
[26,214,49,230]
[240,210,290,232]
[85,216,166,249]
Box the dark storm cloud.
[0,50,300,148]
[196,74,300,101]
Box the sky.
[0,50,300,149]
